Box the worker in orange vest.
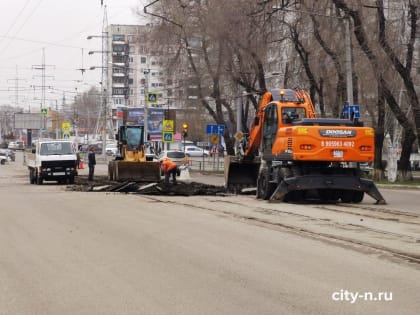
[160,157,178,185]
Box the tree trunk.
[373,84,386,181]
[398,129,416,181]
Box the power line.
[0,35,86,50]
[0,0,32,46]
[0,0,45,55]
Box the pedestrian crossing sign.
[146,92,158,104]
[40,108,48,116]
[163,132,173,143]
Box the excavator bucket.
[109,160,161,182]
[224,156,260,192]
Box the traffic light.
[182,122,188,138]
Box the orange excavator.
[225,88,386,204]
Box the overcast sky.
[0,0,148,111]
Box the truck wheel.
[257,168,275,200]
[0,159,5,165]
[68,176,75,184]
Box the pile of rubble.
[68,175,228,196]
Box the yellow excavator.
[108,125,161,181]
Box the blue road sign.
[341,104,361,119]
[163,132,173,142]
[206,124,225,135]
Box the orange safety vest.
[161,158,177,173]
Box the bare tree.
[332,0,418,180]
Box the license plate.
[333,150,343,158]
[54,172,66,175]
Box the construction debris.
[68,175,227,196]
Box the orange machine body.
[225,88,385,204]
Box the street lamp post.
[87,32,109,156]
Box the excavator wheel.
[352,191,364,203]
[340,190,354,203]
[256,168,276,200]
[318,189,339,203]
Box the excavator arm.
[244,91,273,157]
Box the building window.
[113,44,126,53]
[140,57,147,64]
[113,77,125,84]
[127,35,134,42]
[112,34,125,41]
[129,46,135,53]
[113,55,126,63]
[129,57,134,63]
[112,88,127,95]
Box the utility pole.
[32,48,54,138]
[7,66,26,108]
[345,17,354,105]
[101,5,109,156]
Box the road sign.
[40,108,48,116]
[341,104,360,119]
[234,131,244,141]
[163,120,174,132]
[210,134,220,144]
[163,132,173,143]
[62,122,71,132]
[146,92,158,104]
[206,124,225,135]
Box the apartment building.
[106,24,170,109]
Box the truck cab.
[26,140,77,184]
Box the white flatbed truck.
[26,140,77,184]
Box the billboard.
[123,108,165,141]
[14,113,45,129]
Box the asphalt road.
[1,152,420,314]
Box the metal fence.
[187,156,225,172]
